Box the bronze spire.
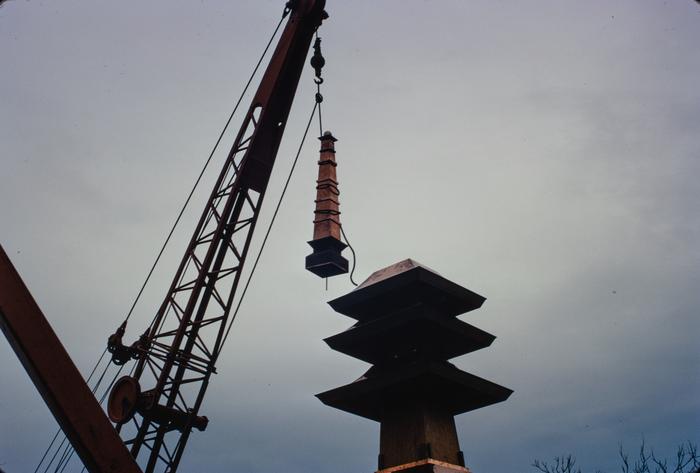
[305,131,349,278]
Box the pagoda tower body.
[317,259,512,473]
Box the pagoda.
[317,259,512,473]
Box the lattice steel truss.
[115,2,327,471]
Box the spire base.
[306,236,349,278]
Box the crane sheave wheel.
[107,375,141,424]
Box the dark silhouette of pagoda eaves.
[317,259,512,473]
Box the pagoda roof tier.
[324,306,495,365]
[328,259,485,322]
[316,361,512,422]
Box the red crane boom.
[0,246,141,473]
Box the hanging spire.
[305,131,349,278]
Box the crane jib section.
[109,2,328,472]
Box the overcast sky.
[1,1,699,472]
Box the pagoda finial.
[305,131,349,278]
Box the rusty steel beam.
[0,244,142,473]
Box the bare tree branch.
[534,442,699,473]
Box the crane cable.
[32,6,291,472]
[54,365,127,473]
[219,98,319,353]
[124,6,290,328]
[219,27,364,352]
[313,30,359,287]
[340,225,359,287]
[32,348,112,473]
[35,360,123,473]
[36,15,360,473]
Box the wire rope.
[34,8,290,472]
[310,34,359,289]
[41,435,68,473]
[32,429,61,473]
[50,442,72,473]
[32,348,109,473]
[219,100,319,353]
[34,7,329,472]
[135,8,289,329]
[55,364,127,473]
[340,226,359,287]
[317,84,324,136]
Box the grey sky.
[1,1,699,472]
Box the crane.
[0,1,331,472]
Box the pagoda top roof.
[355,259,440,289]
[328,259,486,321]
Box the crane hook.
[310,36,325,84]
